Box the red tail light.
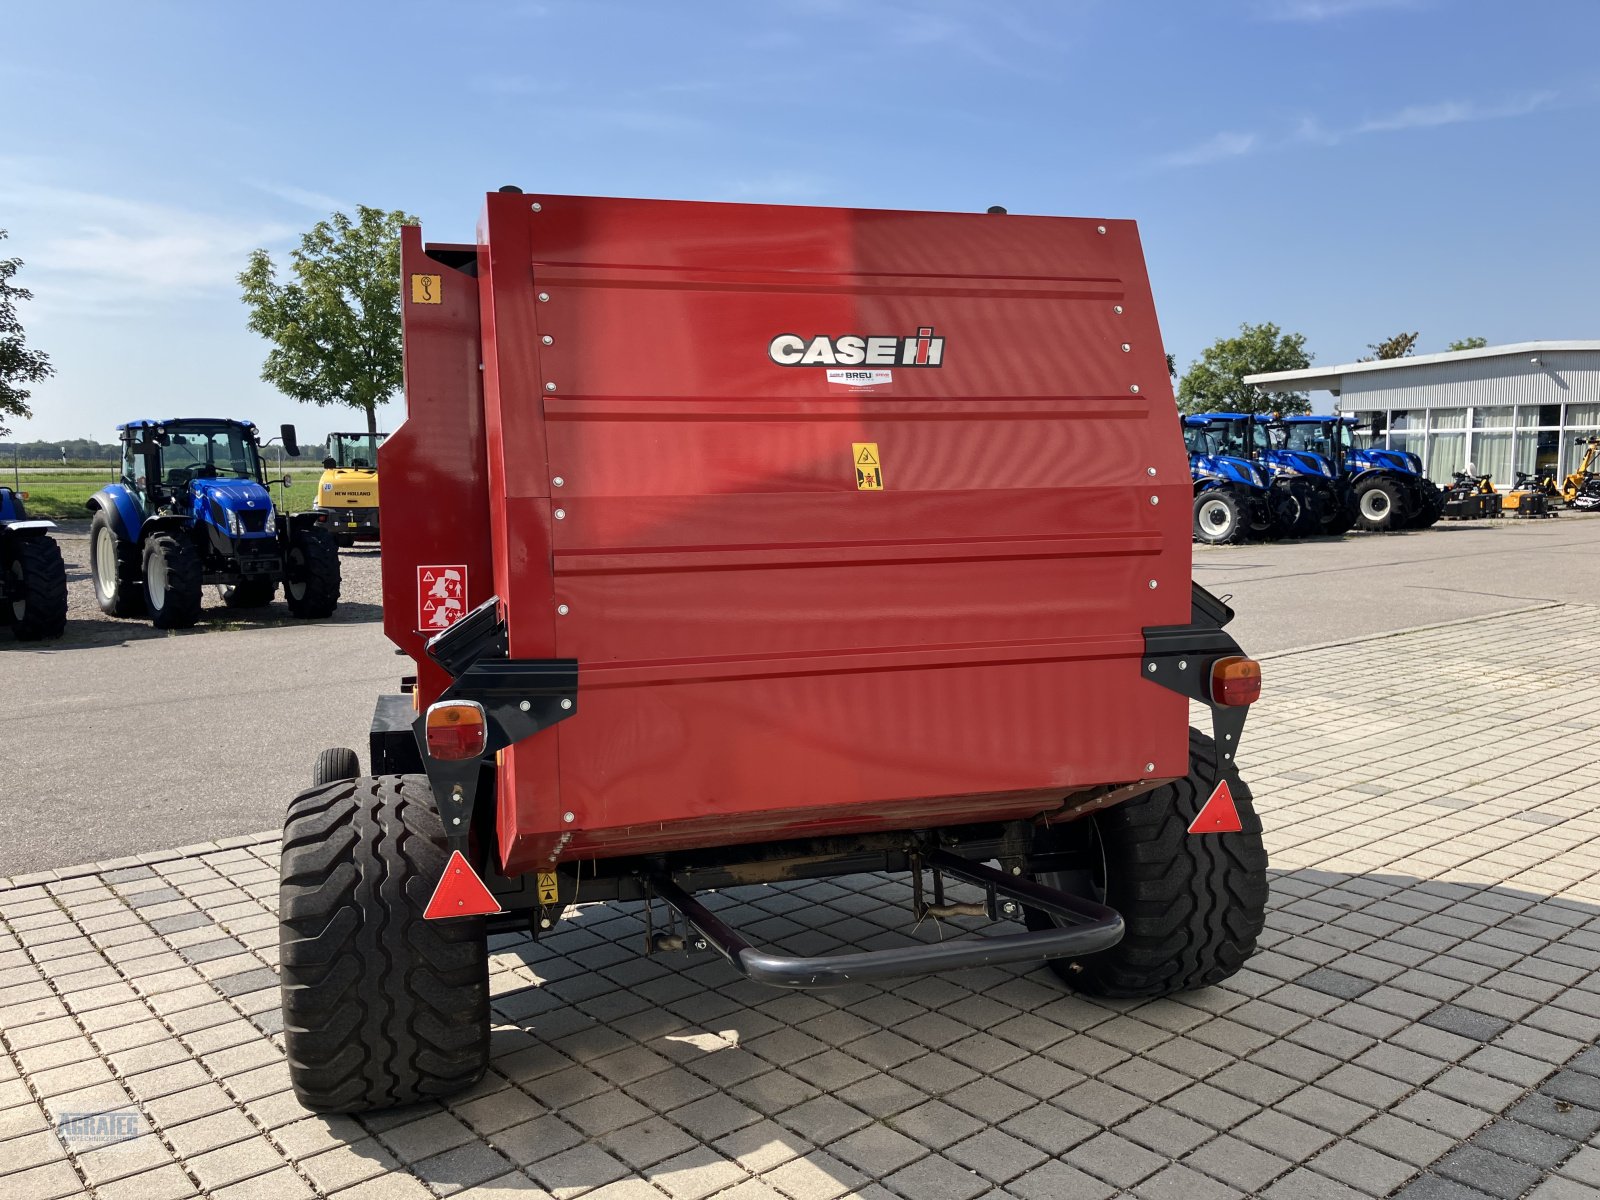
[1209,657,1261,707]
[425,700,487,761]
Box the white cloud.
[1159,131,1260,169]
[0,169,293,316]
[246,180,354,215]
[1354,90,1557,134]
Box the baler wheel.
[88,510,143,617]
[1026,728,1267,998]
[5,535,68,640]
[142,535,204,629]
[285,527,341,619]
[311,747,361,787]
[279,775,489,1113]
[1354,477,1404,532]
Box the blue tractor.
[1,485,68,641]
[1276,415,1443,532]
[1190,419,1337,540]
[1183,416,1281,543]
[85,419,341,629]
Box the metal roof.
[1244,341,1600,393]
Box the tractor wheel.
[279,775,489,1113]
[1354,477,1404,532]
[5,536,68,641]
[1192,490,1244,545]
[285,527,340,619]
[143,535,204,629]
[89,510,143,618]
[223,580,277,609]
[335,533,356,549]
[311,747,361,787]
[1321,507,1357,536]
[1026,727,1268,998]
[1407,484,1444,530]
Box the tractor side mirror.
[281,424,301,457]
[280,474,294,488]
[322,456,337,470]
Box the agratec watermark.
[56,1109,146,1149]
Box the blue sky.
[4,0,1597,441]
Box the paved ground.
[0,533,393,875]
[2,602,1597,1199]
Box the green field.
[8,470,322,519]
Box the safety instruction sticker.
[853,442,883,490]
[418,564,467,631]
[410,273,443,305]
[537,871,559,906]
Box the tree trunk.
[365,404,377,438]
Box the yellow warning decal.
[537,871,559,906]
[853,442,883,490]
[410,273,443,305]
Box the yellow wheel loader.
[314,432,386,547]
[1560,436,1599,509]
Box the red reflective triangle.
[423,850,503,919]
[1188,780,1244,835]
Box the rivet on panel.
[563,811,575,823]
[531,202,542,212]
[552,476,564,487]
[538,292,550,302]
[1145,762,1155,773]
[1121,344,1132,353]
[560,698,573,711]
[1147,663,1157,674]
[1179,660,1188,670]
[556,604,570,615]
[553,508,566,520]
[518,700,531,712]
[1150,495,1160,506]
[1114,305,1124,315]
[1148,579,1158,589]
[545,382,557,392]
[1129,384,1141,393]
[1147,467,1157,476]
[1097,225,1107,234]
[542,335,554,346]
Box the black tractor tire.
[312,747,361,787]
[1321,506,1357,536]
[88,509,143,618]
[223,580,277,609]
[142,535,204,629]
[5,535,69,640]
[279,775,489,1113]
[335,533,356,549]
[1272,486,1319,538]
[1026,727,1268,998]
[285,527,340,619]
[1354,477,1405,532]
[1407,484,1444,530]
[1192,490,1245,545]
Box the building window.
[1428,408,1467,478]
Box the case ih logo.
[769,327,945,368]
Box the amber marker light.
[425,700,488,760]
[1209,656,1262,707]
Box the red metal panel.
[399,195,1192,875]
[382,229,494,705]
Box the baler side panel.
[475,196,1192,873]
[384,229,494,705]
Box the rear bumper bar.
[647,848,1123,989]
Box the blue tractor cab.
[1,485,68,640]
[1190,412,1342,537]
[1278,415,1442,532]
[85,419,341,628]
[1182,416,1280,544]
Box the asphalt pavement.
[4,515,1597,874]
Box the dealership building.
[1245,341,1600,487]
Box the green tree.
[0,230,54,437]
[239,206,417,438]
[1360,331,1419,362]
[1166,352,1177,379]
[1447,336,1487,351]
[1176,322,1313,416]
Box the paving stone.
[1434,1144,1545,1199]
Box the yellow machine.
[1560,436,1599,506]
[314,432,386,546]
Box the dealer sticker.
[826,369,894,388]
[418,564,467,631]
